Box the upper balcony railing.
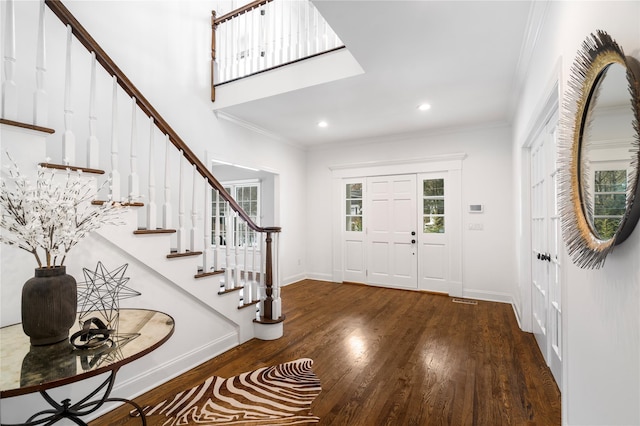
[211,0,344,101]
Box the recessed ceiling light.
[318,121,328,128]
[418,103,431,111]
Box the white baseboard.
[462,289,513,304]
[304,272,333,282]
[88,331,239,421]
[282,272,307,286]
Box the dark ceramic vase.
[22,266,77,346]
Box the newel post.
[254,225,283,340]
[263,230,274,319]
[262,226,281,320]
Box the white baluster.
[110,76,121,201]
[190,164,198,252]
[275,1,283,66]
[2,0,17,120]
[213,189,220,270]
[128,97,139,202]
[249,232,257,302]
[224,202,232,290]
[162,135,172,228]
[146,118,157,230]
[234,212,241,288]
[232,18,239,80]
[203,175,214,273]
[250,8,257,75]
[267,2,275,68]
[221,24,228,83]
[283,0,290,63]
[62,25,76,164]
[243,222,249,291]
[33,0,47,126]
[238,13,245,78]
[302,2,310,58]
[290,1,298,62]
[86,52,99,169]
[177,151,186,252]
[259,5,266,71]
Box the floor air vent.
[452,298,478,305]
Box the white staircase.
[0,0,285,422]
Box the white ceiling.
[217,0,535,148]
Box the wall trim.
[329,153,467,175]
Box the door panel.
[366,175,417,289]
[345,240,364,275]
[421,244,445,280]
[530,115,562,388]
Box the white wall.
[512,1,640,424]
[305,125,516,302]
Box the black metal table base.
[1,371,146,426]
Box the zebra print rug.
[137,358,322,425]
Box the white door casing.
[331,155,465,295]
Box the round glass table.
[0,309,174,425]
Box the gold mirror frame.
[559,30,640,269]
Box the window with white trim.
[212,180,260,246]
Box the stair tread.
[195,270,225,279]
[92,200,144,207]
[218,285,243,295]
[0,118,55,134]
[39,162,105,175]
[134,228,176,234]
[166,251,203,259]
[238,300,259,310]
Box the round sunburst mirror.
[559,30,640,269]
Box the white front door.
[366,174,418,289]
[530,115,562,387]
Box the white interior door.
[530,115,562,387]
[366,174,418,289]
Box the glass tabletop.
[0,309,174,398]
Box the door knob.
[411,231,416,236]
[411,239,416,244]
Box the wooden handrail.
[214,0,273,25]
[45,0,276,234]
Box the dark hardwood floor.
[93,280,561,425]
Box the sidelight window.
[423,179,445,233]
[345,183,363,232]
